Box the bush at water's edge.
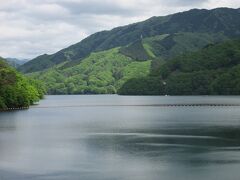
[0,58,46,110]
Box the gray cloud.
[0,0,238,59]
[163,0,209,6]
[59,1,138,16]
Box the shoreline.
[0,107,29,112]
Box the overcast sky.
[0,0,239,59]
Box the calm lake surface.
[1,95,240,180]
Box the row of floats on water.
[0,107,29,112]
[1,104,240,111]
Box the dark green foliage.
[119,40,150,61]
[162,40,240,95]
[0,58,45,109]
[118,76,165,95]
[159,34,176,50]
[210,65,240,95]
[19,8,240,73]
[165,71,218,95]
[159,40,240,74]
[119,40,240,95]
[144,32,229,73]
[18,54,54,73]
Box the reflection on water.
[0,95,240,180]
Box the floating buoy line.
[0,107,29,112]
[28,104,240,108]
[1,104,240,111]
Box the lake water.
[0,95,240,180]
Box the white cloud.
[0,0,239,59]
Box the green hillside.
[18,8,240,96]
[19,8,240,74]
[27,33,233,95]
[119,40,240,95]
[143,33,228,59]
[119,40,150,61]
[142,32,229,72]
[0,58,45,109]
[30,48,151,94]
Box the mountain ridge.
[19,7,240,73]
[5,58,28,68]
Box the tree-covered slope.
[143,32,229,71]
[118,40,240,95]
[27,32,230,95]
[0,57,45,109]
[119,40,150,61]
[143,33,228,60]
[19,8,240,73]
[30,48,151,94]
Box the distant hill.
[27,32,229,95]
[18,7,240,95]
[6,58,28,68]
[19,8,240,74]
[118,40,240,95]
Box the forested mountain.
[19,8,240,73]
[118,40,240,95]
[0,57,45,109]
[28,32,228,94]
[18,7,240,95]
[6,58,28,68]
